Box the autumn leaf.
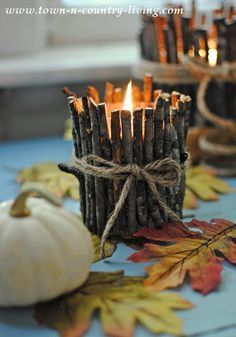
[74,212,116,262]
[92,234,116,262]
[64,118,73,140]
[17,162,79,200]
[128,219,236,295]
[184,166,230,209]
[35,270,193,337]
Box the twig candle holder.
[186,57,236,126]
[139,2,236,65]
[185,57,236,174]
[59,76,191,251]
[136,1,236,126]
[199,128,236,175]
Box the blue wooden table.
[0,137,236,337]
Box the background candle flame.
[123,80,133,111]
[199,49,206,58]
[208,48,217,67]
[208,38,217,67]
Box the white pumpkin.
[0,183,94,307]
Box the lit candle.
[208,48,217,67]
[122,80,133,136]
[62,75,191,237]
[123,80,133,111]
[198,36,207,60]
[191,35,218,67]
[208,39,217,67]
[198,48,207,58]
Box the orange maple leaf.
[128,219,236,294]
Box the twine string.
[185,57,236,130]
[73,155,183,258]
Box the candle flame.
[123,80,133,111]
[208,39,217,67]
[188,49,194,57]
[199,49,206,58]
[208,48,217,67]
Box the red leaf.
[134,222,198,242]
[128,219,236,294]
[189,258,223,295]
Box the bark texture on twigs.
[121,110,138,234]
[133,108,148,226]
[60,84,191,239]
[89,99,106,235]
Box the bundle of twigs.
[138,1,236,123]
[140,1,236,64]
[60,75,191,237]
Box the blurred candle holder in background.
[134,1,236,128]
[134,1,236,172]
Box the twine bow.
[74,154,183,258]
[185,57,236,130]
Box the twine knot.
[72,154,183,258]
[129,164,143,179]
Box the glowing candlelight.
[123,80,133,111]
[122,80,133,136]
[188,48,194,57]
[208,48,217,67]
[208,39,217,67]
[198,36,207,59]
[198,49,206,58]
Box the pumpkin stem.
[10,183,62,217]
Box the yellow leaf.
[183,189,198,209]
[35,270,193,337]
[17,162,79,200]
[187,180,219,201]
[73,213,116,262]
[200,176,230,194]
[184,166,230,209]
[64,118,73,140]
[91,234,116,262]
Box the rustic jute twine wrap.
[73,154,184,258]
[185,57,236,129]
[198,132,236,156]
[184,57,236,158]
